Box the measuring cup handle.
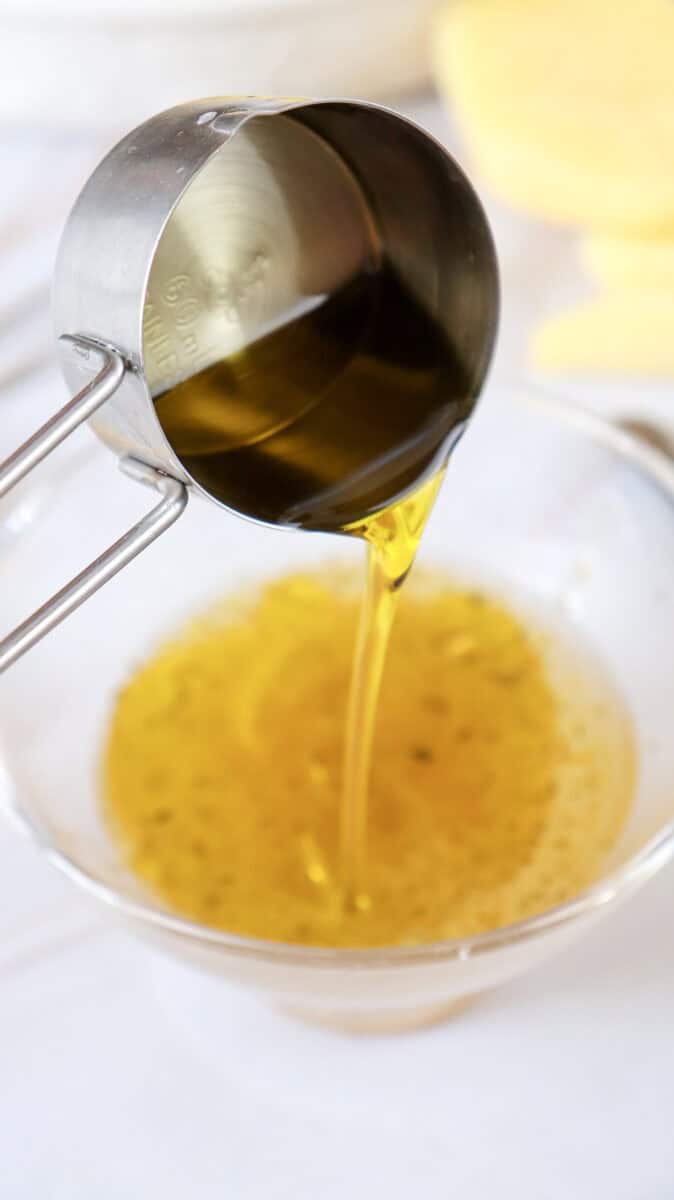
[0,337,188,673]
[0,336,124,497]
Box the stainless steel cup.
[0,96,498,671]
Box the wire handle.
[0,336,188,673]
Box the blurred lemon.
[581,234,674,292]
[434,0,674,374]
[531,292,674,375]
[434,0,674,235]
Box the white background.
[1,95,673,1199]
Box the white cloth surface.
[1,96,673,1199]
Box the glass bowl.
[1,388,673,1032]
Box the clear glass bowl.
[1,389,673,1032]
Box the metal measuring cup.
[0,97,498,673]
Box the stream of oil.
[338,472,445,910]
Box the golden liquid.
[147,258,477,926]
[103,569,635,947]
[339,472,445,909]
[105,265,633,947]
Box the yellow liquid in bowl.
[102,569,634,948]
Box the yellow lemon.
[434,0,674,234]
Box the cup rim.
[5,388,674,968]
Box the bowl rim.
[4,388,674,968]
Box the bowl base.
[280,994,478,1034]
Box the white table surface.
[1,96,673,1199]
